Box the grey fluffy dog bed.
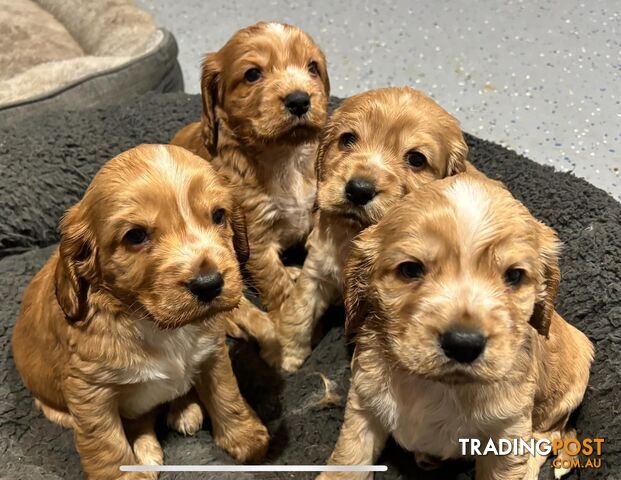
[0,93,619,480]
[0,0,183,125]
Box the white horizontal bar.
[120,465,387,472]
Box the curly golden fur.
[171,22,330,316]
[268,87,470,371]
[12,145,269,479]
[320,173,593,480]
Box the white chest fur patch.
[265,143,316,239]
[365,373,523,461]
[389,378,480,459]
[118,320,218,419]
[311,220,358,290]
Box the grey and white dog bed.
[0,0,183,125]
[0,93,619,480]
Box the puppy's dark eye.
[505,268,525,287]
[398,261,425,280]
[308,61,319,75]
[124,228,148,245]
[406,151,427,169]
[212,208,226,225]
[244,68,262,83]
[339,132,357,149]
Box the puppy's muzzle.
[440,326,486,363]
[345,177,377,206]
[187,271,224,303]
[283,90,311,117]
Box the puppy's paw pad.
[167,402,204,436]
[217,421,269,463]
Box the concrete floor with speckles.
[137,0,620,200]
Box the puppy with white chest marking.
[171,21,330,316]
[268,87,469,371]
[320,174,594,480]
[12,145,269,479]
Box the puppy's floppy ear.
[200,53,221,157]
[530,223,561,337]
[447,132,469,175]
[343,227,378,336]
[54,204,97,323]
[230,202,249,266]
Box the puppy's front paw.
[167,400,204,436]
[216,417,269,463]
[279,345,311,372]
[133,434,164,467]
[280,354,306,372]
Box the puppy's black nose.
[284,91,311,117]
[187,272,224,303]
[345,177,377,205]
[440,327,486,363]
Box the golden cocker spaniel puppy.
[12,145,269,479]
[320,173,593,480]
[171,22,330,314]
[270,87,469,371]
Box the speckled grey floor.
[136,0,620,200]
